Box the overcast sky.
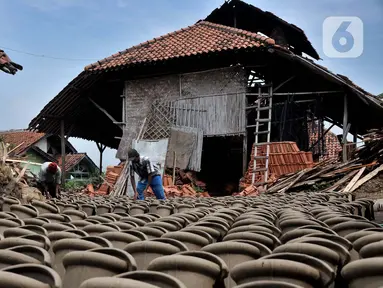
[0,0,382,168]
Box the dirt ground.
[354,173,383,200]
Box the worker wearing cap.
[37,162,62,199]
[128,148,166,200]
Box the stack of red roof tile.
[243,141,314,187]
[145,183,210,198]
[96,164,124,194]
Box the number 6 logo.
[323,16,363,58]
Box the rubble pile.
[0,142,44,203]
[249,129,383,197]
[95,163,124,195]
[154,168,210,198]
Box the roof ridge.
[84,20,275,71]
[84,22,201,71]
[0,129,38,134]
[200,21,276,45]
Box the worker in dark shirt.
[128,148,166,200]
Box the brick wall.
[116,66,246,160]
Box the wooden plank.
[350,164,383,193]
[267,173,299,193]
[342,93,349,162]
[7,142,25,155]
[306,163,338,180]
[60,119,66,185]
[137,117,147,140]
[321,161,377,178]
[279,169,309,193]
[342,167,366,193]
[6,159,43,166]
[172,151,176,185]
[292,178,322,189]
[88,97,122,130]
[322,170,358,192]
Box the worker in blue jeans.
[128,148,166,200]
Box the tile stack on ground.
[96,164,125,194]
[242,141,314,188]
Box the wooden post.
[243,93,248,175]
[100,148,103,174]
[172,151,177,185]
[243,133,247,175]
[60,119,66,185]
[342,94,348,163]
[96,143,106,174]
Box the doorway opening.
[197,135,244,196]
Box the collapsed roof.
[205,0,320,60]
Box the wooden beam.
[96,142,106,173]
[342,167,366,193]
[60,119,66,185]
[243,93,248,175]
[65,123,74,140]
[274,75,295,92]
[323,170,358,192]
[6,159,43,166]
[279,169,309,193]
[88,97,122,130]
[342,94,349,162]
[308,123,335,151]
[41,114,63,119]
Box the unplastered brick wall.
[116,66,246,160]
[180,66,246,98]
[308,121,342,161]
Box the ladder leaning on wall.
[250,84,273,188]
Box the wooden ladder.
[250,85,273,188]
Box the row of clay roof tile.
[85,21,276,71]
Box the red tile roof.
[56,153,86,172]
[85,21,276,71]
[0,130,45,155]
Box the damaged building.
[29,0,383,196]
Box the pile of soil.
[354,173,383,200]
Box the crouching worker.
[128,148,166,200]
[37,162,62,199]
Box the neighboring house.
[0,130,98,181]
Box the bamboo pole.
[172,151,176,185]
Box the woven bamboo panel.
[142,100,175,140]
